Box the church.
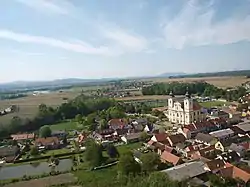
[167,91,205,125]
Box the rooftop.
[209,128,234,138]
[161,161,207,181]
[237,122,250,132]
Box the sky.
[0,0,250,83]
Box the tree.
[39,125,52,138]
[11,139,18,146]
[100,119,108,130]
[30,146,39,156]
[117,151,141,176]
[75,114,83,124]
[106,144,119,158]
[139,132,149,142]
[140,152,160,173]
[85,141,103,167]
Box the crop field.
[144,76,248,89]
[3,173,77,187]
[115,95,170,101]
[0,91,80,124]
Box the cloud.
[98,23,149,53]
[14,0,75,15]
[162,0,250,49]
[0,29,114,56]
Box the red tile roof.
[193,101,202,111]
[160,151,182,165]
[167,134,186,145]
[153,133,168,142]
[108,118,127,129]
[35,137,59,146]
[11,133,35,140]
[184,124,196,131]
[219,163,250,183]
[205,159,225,172]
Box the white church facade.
[167,91,205,125]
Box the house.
[192,145,219,160]
[131,121,144,132]
[113,128,129,136]
[93,129,115,142]
[160,151,183,166]
[229,143,245,157]
[195,133,216,145]
[121,132,141,144]
[35,137,60,150]
[77,133,87,144]
[178,120,219,139]
[210,110,230,120]
[167,134,186,147]
[10,133,35,141]
[214,141,226,152]
[132,118,148,126]
[108,118,128,130]
[218,163,250,183]
[161,161,208,182]
[151,133,168,144]
[167,91,205,124]
[236,121,250,134]
[204,159,226,173]
[217,151,241,163]
[209,128,235,141]
[51,130,67,138]
[0,146,19,162]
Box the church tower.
[184,89,193,111]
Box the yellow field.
[145,76,248,89]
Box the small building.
[0,146,19,162]
[151,133,168,144]
[108,118,128,130]
[195,133,216,145]
[160,151,183,166]
[204,159,226,173]
[121,132,141,144]
[236,121,250,134]
[217,151,241,163]
[218,163,250,183]
[167,134,186,147]
[35,137,60,150]
[229,143,245,157]
[161,161,208,182]
[209,128,234,141]
[10,133,35,141]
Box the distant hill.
[178,70,250,78]
[157,72,187,78]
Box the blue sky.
[0,0,250,83]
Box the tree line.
[142,82,246,101]
[0,94,152,138]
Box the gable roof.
[161,151,182,165]
[161,161,208,181]
[11,133,35,140]
[108,118,127,128]
[209,128,234,138]
[205,159,225,172]
[195,133,214,143]
[153,133,168,142]
[219,163,250,183]
[237,122,250,133]
[35,137,59,146]
[123,132,141,140]
[167,134,186,145]
[193,101,202,111]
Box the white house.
[167,91,205,125]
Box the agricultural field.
[49,121,80,132]
[115,95,170,101]
[199,101,229,108]
[3,173,77,187]
[0,91,80,125]
[144,76,248,89]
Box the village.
[0,90,250,186]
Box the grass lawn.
[74,165,118,187]
[50,121,79,131]
[199,101,229,108]
[117,142,143,155]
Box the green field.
[199,101,229,108]
[50,121,79,131]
